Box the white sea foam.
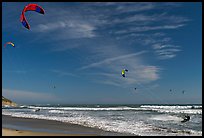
[49,110,66,113]
[153,109,201,114]
[149,114,183,122]
[27,106,149,111]
[140,105,202,109]
[2,111,156,136]
[140,105,202,115]
[23,105,202,115]
[2,104,202,136]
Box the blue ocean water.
[2,104,202,136]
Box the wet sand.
[2,128,84,136]
[2,115,129,136]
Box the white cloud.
[156,49,181,53]
[79,51,148,70]
[152,43,181,60]
[16,3,186,88]
[110,12,189,25]
[50,43,81,52]
[152,44,179,49]
[88,2,155,14]
[29,3,188,65]
[120,65,161,85]
[115,2,155,13]
[95,80,122,87]
[115,24,186,34]
[51,69,78,77]
[138,66,160,81]
[157,54,176,59]
[111,14,158,24]
[37,21,66,32]
[92,64,161,87]
[80,54,161,87]
[34,20,96,39]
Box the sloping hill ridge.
[2,96,17,106]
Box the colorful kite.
[121,69,128,77]
[4,42,15,48]
[20,4,45,29]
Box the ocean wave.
[2,112,155,136]
[26,106,150,111]
[152,126,202,136]
[152,109,202,115]
[140,105,202,115]
[2,111,201,136]
[149,114,182,122]
[11,105,202,115]
[48,110,66,114]
[140,105,202,109]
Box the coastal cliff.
[2,96,17,107]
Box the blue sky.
[2,2,202,105]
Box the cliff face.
[2,96,17,107]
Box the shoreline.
[2,128,86,136]
[2,115,131,136]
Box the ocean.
[2,104,202,136]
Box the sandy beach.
[2,128,84,136]
[2,115,126,136]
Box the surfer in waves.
[181,114,190,123]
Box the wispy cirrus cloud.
[95,80,122,87]
[51,69,78,77]
[30,3,188,61]
[115,2,155,13]
[114,24,186,34]
[137,66,161,81]
[87,2,155,14]
[110,13,189,25]
[28,3,188,87]
[34,20,96,38]
[37,21,67,32]
[152,44,180,50]
[89,65,161,87]
[157,54,177,59]
[79,51,148,70]
[152,44,181,60]
[79,47,161,87]
[31,3,188,41]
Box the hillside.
[2,96,17,107]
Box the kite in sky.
[121,69,128,77]
[20,4,45,30]
[4,42,15,48]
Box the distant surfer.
[34,108,40,112]
[181,115,190,123]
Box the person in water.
[181,115,190,123]
[34,109,40,112]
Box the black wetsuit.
[181,115,190,123]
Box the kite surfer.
[181,115,190,123]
